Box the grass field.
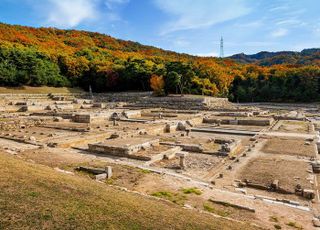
[0,86,84,94]
[0,153,257,230]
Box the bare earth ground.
[261,137,316,157]
[277,120,310,133]
[152,153,224,179]
[0,152,258,230]
[239,156,312,193]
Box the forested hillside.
[229,49,320,66]
[0,23,319,102]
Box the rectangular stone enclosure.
[88,138,160,156]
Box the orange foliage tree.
[150,74,165,96]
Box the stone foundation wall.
[73,112,114,123]
[0,92,231,111]
[126,95,229,110]
[88,138,159,156]
[124,110,141,118]
[92,92,152,102]
[203,117,273,126]
[238,119,273,126]
[19,105,46,112]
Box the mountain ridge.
[229,49,320,66]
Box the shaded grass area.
[0,86,84,94]
[0,153,258,230]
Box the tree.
[165,71,181,94]
[150,74,165,96]
[0,61,17,85]
[235,86,246,102]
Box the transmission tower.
[220,37,224,58]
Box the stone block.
[95,173,107,181]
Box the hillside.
[0,23,320,102]
[0,152,256,230]
[0,22,233,96]
[0,86,83,94]
[229,49,320,66]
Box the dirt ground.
[159,135,221,152]
[261,137,316,157]
[152,153,224,179]
[239,156,313,193]
[277,120,310,133]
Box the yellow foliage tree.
[150,74,165,96]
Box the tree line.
[0,23,319,102]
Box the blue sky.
[0,0,319,56]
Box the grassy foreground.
[0,86,84,94]
[0,153,258,230]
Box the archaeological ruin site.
[1,91,320,229]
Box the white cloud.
[271,28,288,38]
[35,0,130,28]
[46,0,98,27]
[153,0,251,35]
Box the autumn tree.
[150,74,165,96]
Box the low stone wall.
[88,138,159,156]
[73,112,113,123]
[0,106,21,112]
[92,92,152,102]
[129,146,181,162]
[203,117,273,126]
[19,105,46,112]
[51,104,74,110]
[124,110,141,118]
[0,92,231,111]
[92,92,230,110]
[31,112,74,119]
[126,95,230,110]
[160,142,203,152]
[216,112,253,117]
[238,119,273,126]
